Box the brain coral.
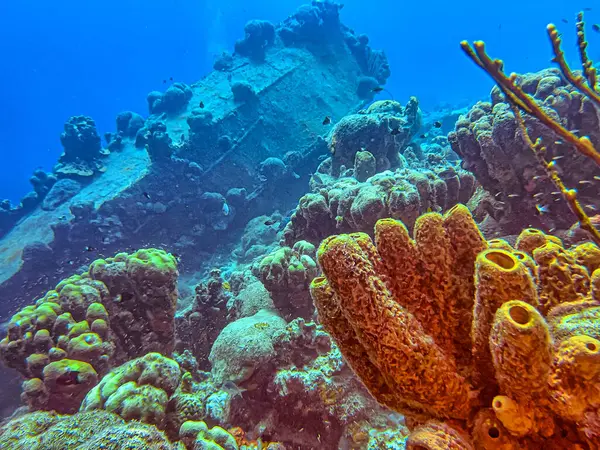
[311,204,600,448]
[0,248,178,413]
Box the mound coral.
[454,13,600,238]
[255,241,318,317]
[81,352,182,428]
[0,409,175,450]
[283,166,474,246]
[0,248,178,413]
[311,204,600,448]
[329,98,421,175]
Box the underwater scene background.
[0,0,600,448]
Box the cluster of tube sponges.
[311,204,600,448]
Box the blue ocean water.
[0,0,591,203]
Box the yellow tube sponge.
[549,335,600,421]
[515,228,562,256]
[472,249,538,386]
[492,395,535,437]
[490,301,552,400]
[569,242,600,274]
[316,233,471,419]
[533,243,591,313]
[406,421,474,450]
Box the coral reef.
[0,409,176,449]
[454,15,600,236]
[234,20,275,61]
[329,99,421,175]
[282,164,475,246]
[54,115,107,178]
[81,352,182,428]
[311,204,600,447]
[0,248,178,413]
[255,241,318,318]
[148,83,193,115]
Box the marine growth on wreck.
[0,2,600,450]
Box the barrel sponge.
[533,242,590,313]
[549,335,600,421]
[406,421,474,450]
[316,233,471,419]
[472,249,538,386]
[179,420,238,450]
[515,228,562,255]
[81,352,182,427]
[490,301,552,399]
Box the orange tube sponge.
[515,228,562,256]
[491,395,535,437]
[490,301,552,400]
[406,421,474,450]
[310,276,412,415]
[472,409,522,450]
[472,249,538,387]
[316,233,471,419]
[549,335,600,421]
[533,242,590,313]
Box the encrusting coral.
[0,248,178,413]
[311,204,600,448]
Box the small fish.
[507,194,520,198]
[532,175,544,181]
[254,322,269,329]
[579,180,593,185]
[584,7,592,11]
[594,176,600,181]
[222,281,231,291]
[536,204,550,214]
[390,127,401,135]
[222,202,230,216]
[143,192,151,200]
[593,24,600,33]
[264,219,277,226]
[551,191,562,195]
[561,19,568,24]
[533,193,544,198]
[552,155,565,161]
[162,79,167,84]
[419,134,428,139]
[169,76,173,81]
[322,116,331,125]
[495,192,503,198]
[221,380,246,399]
[199,101,205,108]
[549,228,556,233]
[371,86,384,93]
[433,120,442,128]
[84,246,96,252]
[585,204,597,211]
[171,252,182,263]
[554,140,563,145]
